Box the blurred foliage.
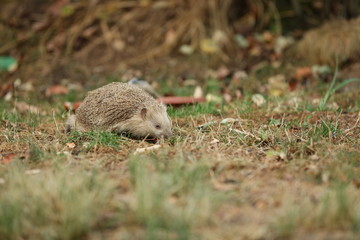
[0,0,359,85]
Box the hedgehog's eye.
[155,124,161,129]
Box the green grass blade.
[332,78,360,92]
[319,60,339,110]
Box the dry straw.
[297,17,360,66]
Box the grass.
[0,74,359,240]
[271,185,360,239]
[0,161,117,240]
[128,154,218,239]
[65,130,126,151]
[167,102,222,118]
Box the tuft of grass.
[312,118,341,140]
[128,153,220,240]
[0,161,116,240]
[324,151,360,186]
[66,130,126,150]
[29,142,44,162]
[271,185,360,239]
[168,102,222,118]
[318,61,360,111]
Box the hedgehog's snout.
[162,129,172,139]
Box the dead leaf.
[64,101,82,111]
[45,85,68,97]
[212,30,227,45]
[1,153,17,164]
[235,89,242,99]
[165,29,177,46]
[212,178,236,191]
[251,94,266,106]
[14,101,46,115]
[48,0,70,16]
[352,180,360,188]
[1,119,17,128]
[206,94,222,103]
[231,70,248,85]
[0,81,13,98]
[210,138,220,145]
[268,74,287,97]
[179,45,194,55]
[275,36,294,54]
[32,20,50,31]
[193,86,203,98]
[25,169,41,175]
[200,38,219,54]
[288,97,303,108]
[46,32,67,52]
[221,118,239,125]
[198,121,217,131]
[223,93,232,103]
[262,31,274,42]
[18,82,34,92]
[66,142,76,149]
[113,40,126,51]
[134,145,161,155]
[295,67,312,81]
[82,26,99,38]
[73,101,82,110]
[217,66,230,79]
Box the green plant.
[318,62,360,110]
[128,154,219,240]
[168,102,221,118]
[66,130,126,150]
[0,162,116,240]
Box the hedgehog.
[66,82,172,139]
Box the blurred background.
[0,0,360,100]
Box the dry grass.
[0,0,235,64]
[0,81,359,239]
[297,17,360,66]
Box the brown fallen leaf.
[25,169,41,175]
[64,101,82,111]
[217,66,231,79]
[223,93,232,103]
[1,153,17,164]
[14,101,46,115]
[0,81,13,98]
[45,85,69,97]
[295,67,312,81]
[66,142,76,149]
[210,138,220,145]
[268,74,288,97]
[165,29,177,46]
[46,32,68,52]
[73,101,82,110]
[212,178,236,191]
[134,145,161,154]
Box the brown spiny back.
[75,82,158,130]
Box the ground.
[0,74,359,240]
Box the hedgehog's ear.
[140,108,147,120]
